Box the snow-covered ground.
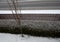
[0,10,60,14]
[0,33,60,42]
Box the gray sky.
[0,0,60,1]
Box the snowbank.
[0,33,60,42]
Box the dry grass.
[0,20,60,38]
[0,25,60,38]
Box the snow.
[0,33,60,42]
[0,10,60,14]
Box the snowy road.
[0,33,60,42]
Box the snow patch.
[0,33,60,42]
